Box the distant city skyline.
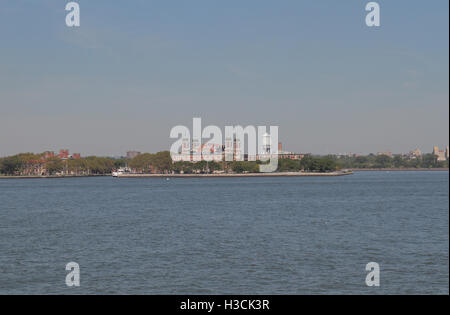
[0,0,448,157]
[2,144,448,159]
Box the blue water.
[0,171,448,294]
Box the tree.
[231,161,259,173]
[113,158,127,169]
[318,156,338,172]
[374,155,392,168]
[208,161,222,172]
[68,158,88,174]
[277,159,300,172]
[151,151,172,173]
[46,157,64,175]
[392,155,404,168]
[300,156,318,171]
[300,156,338,172]
[129,154,154,172]
[0,155,22,175]
[354,156,370,168]
[421,154,438,168]
[83,157,115,174]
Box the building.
[191,139,202,162]
[432,146,447,161]
[43,151,55,159]
[225,137,233,161]
[170,134,304,163]
[58,149,69,159]
[233,138,242,161]
[199,142,222,161]
[336,153,358,158]
[278,153,305,160]
[262,132,271,154]
[377,151,393,158]
[408,148,422,159]
[126,151,141,159]
[277,141,304,160]
[72,153,81,159]
[181,138,191,161]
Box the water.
[0,171,448,294]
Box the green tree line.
[0,153,125,176]
[337,154,448,169]
[2,150,446,176]
[0,151,341,175]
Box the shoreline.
[116,171,353,178]
[1,168,448,179]
[350,168,449,172]
[0,172,353,179]
[0,174,108,179]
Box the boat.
[112,167,132,177]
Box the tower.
[262,132,271,154]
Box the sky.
[0,0,448,156]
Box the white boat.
[112,171,121,177]
[112,167,131,177]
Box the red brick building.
[58,149,69,159]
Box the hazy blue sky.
[0,0,448,156]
